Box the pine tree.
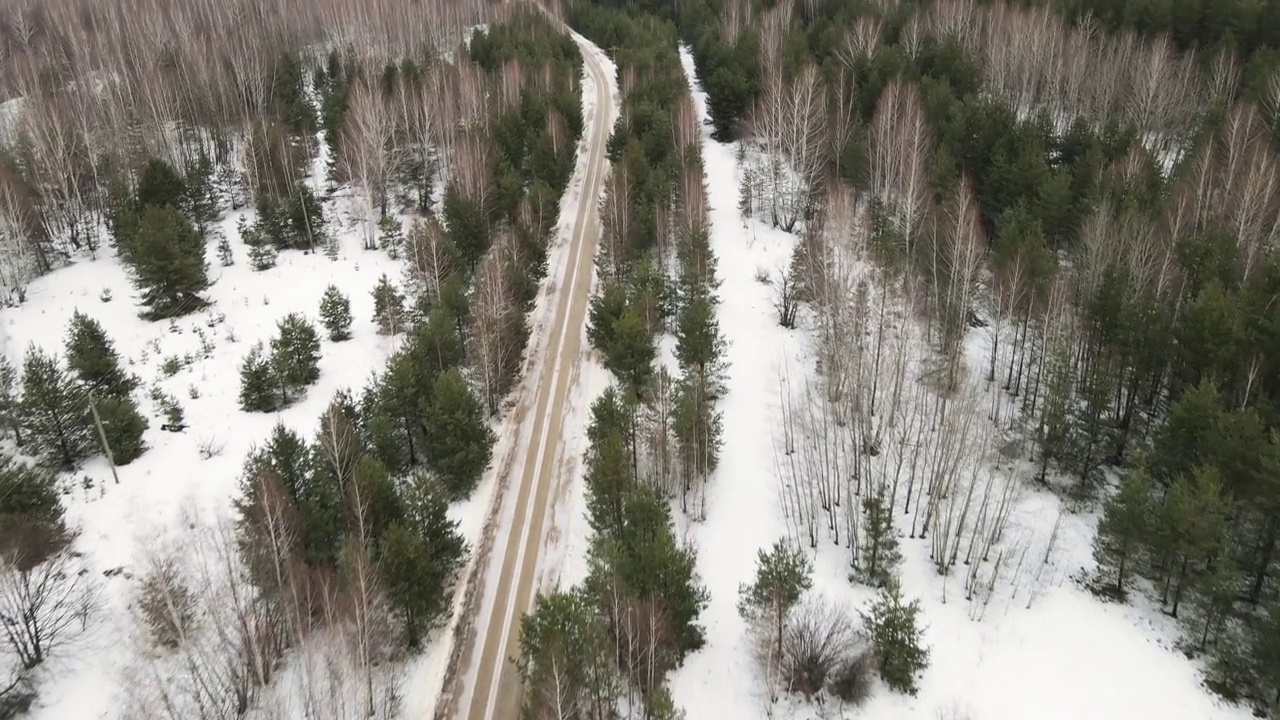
[95,394,149,465]
[0,454,68,564]
[217,235,234,266]
[184,151,220,233]
[739,540,813,671]
[239,343,281,412]
[857,486,902,588]
[0,356,24,446]
[372,274,406,335]
[609,306,656,400]
[861,580,930,695]
[1155,465,1231,618]
[135,158,187,212]
[126,206,211,319]
[241,217,279,271]
[65,311,137,398]
[270,313,321,399]
[1253,598,1280,707]
[379,472,465,643]
[20,347,93,468]
[319,285,353,341]
[378,215,405,259]
[421,369,495,498]
[1093,466,1151,598]
[518,589,617,720]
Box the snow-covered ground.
[631,46,1255,720]
[0,76,591,716]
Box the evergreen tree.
[861,580,930,695]
[95,394,149,465]
[739,540,813,668]
[1093,466,1151,597]
[217,235,234,266]
[270,313,321,398]
[319,285,353,341]
[372,274,406,335]
[184,151,221,232]
[421,369,495,497]
[0,357,22,445]
[378,215,405,259]
[241,217,279,271]
[442,185,489,270]
[608,306,656,400]
[64,311,137,398]
[126,206,211,319]
[0,454,67,564]
[1253,598,1280,707]
[239,343,281,412]
[518,589,617,720]
[19,347,92,468]
[675,292,727,396]
[1155,465,1231,618]
[379,472,465,643]
[588,487,709,660]
[857,486,902,588]
[135,158,187,212]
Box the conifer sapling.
[319,285,353,341]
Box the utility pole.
[88,390,120,485]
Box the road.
[447,21,612,720]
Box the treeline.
[515,1,728,717]
[664,0,1280,715]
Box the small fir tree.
[1093,466,1151,597]
[65,311,137,398]
[95,394,149,465]
[861,580,930,695]
[319,285,353,341]
[372,274,406,335]
[239,343,281,412]
[857,486,902,588]
[241,217,278,271]
[379,472,466,644]
[270,313,321,399]
[0,357,22,445]
[739,540,813,669]
[135,158,187,211]
[20,347,93,468]
[217,235,234,266]
[126,206,211,319]
[378,215,405,259]
[422,369,495,497]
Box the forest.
[0,0,588,716]
[516,0,1280,716]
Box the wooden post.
[88,390,120,485]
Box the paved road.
[450,22,612,720]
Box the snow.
[0,145,491,719]
[662,45,1253,720]
[537,30,619,595]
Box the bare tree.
[340,76,395,250]
[404,217,455,304]
[469,229,521,415]
[868,79,931,257]
[0,547,100,670]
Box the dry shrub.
[828,645,875,706]
[138,556,195,650]
[780,595,867,698]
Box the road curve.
[450,19,613,720]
